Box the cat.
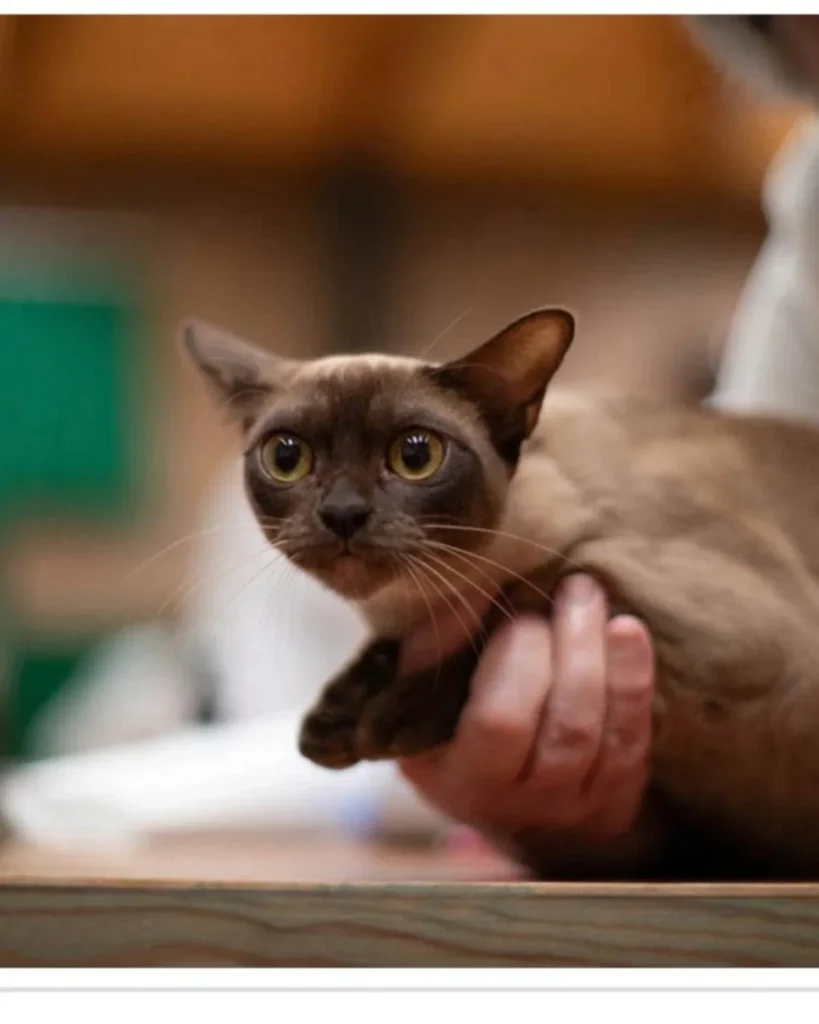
[185,310,819,880]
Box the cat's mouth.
[287,542,400,598]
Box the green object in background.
[0,298,140,522]
[4,635,96,760]
[0,259,148,759]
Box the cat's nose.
[319,483,372,540]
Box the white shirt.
[712,116,819,423]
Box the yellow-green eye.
[388,429,446,481]
[261,433,313,483]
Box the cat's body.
[185,310,819,878]
[364,391,819,873]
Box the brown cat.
[185,310,819,879]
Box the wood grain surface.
[3,835,819,967]
[4,878,819,967]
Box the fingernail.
[607,617,652,684]
[607,632,635,672]
[561,573,597,606]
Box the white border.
[3,5,819,17]
[1,989,819,1023]
[0,0,815,999]
[2,968,819,987]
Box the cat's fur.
[186,311,819,879]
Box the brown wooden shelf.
[4,879,819,967]
[2,836,819,966]
[0,15,805,205]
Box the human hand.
[397,574,655,872]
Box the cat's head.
[184,309,573,600]
[687,16,819,102]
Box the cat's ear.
[182,319,295,430]
[433,308,575,463]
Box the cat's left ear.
[432,308,575,463]
[182,319,297,431]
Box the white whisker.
[407,553,487,662]
[425,539,557,612]
[415,548,516,629]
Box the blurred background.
[0,14,809,867]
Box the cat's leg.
[355,640,483,760]
[333,566,601,763]
[298,638,402,768]
[300,553,677,769]
[302,633,495,769]
[351,577,571,761]
[299,632,486,767]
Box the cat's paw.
[356,691,458,761]
[297,638,402,770]
[298,707,361,769]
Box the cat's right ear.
[182,320,294,430]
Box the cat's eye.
[388,429,446,481]
[260,433,313,483]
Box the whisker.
[425,539,557,613]
[414,308,472,365]
[405,552,487,655]
[405,553,484,665]
[420,521,586,575]
[281,558,305,659]
[129,511,290,591]
[154,550,264,624]
[397,554,443,691]
[155,540,291,622]
[415,548,516,629]
[218,544,297,621]
[423,541,519,617]
[123,525,233,582]
[393,309,474,408]
[253,554,301,665]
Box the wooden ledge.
[3,835,819,966]
[3,878,819,967]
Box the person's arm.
[710,118,819,423]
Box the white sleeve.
[711,118,819,424]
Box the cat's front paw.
[298,638,402,769]
[298,707,361,769]
[355,686,461,761]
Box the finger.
[398,588,493,676]
[404,615,552,812]
[398,610,551,817]
[527,574,608,789]
[446,615,554,782]
[398,747,446,798]
[584,614,654,836]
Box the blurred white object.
[0,711,446,851]
[712,117,819,424]
[29,625,198,759]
